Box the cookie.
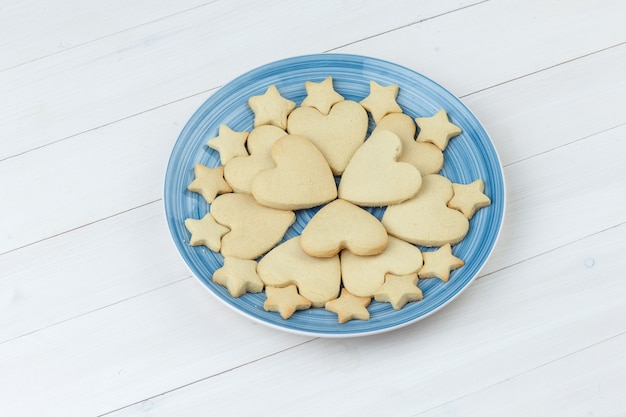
[251,134,337,210]
[418,243,464,282]
[184,213,230,252]
[300,199,388,257]
[340,236,423,298]
[300,76,344,115]
[187,163,232,203]
[206,124,249,165]
[448,179,491,219]
[263,285,312,319]
[210,193,295,259]
[373,113,444,175]
[223,125,286,193]
[359,80,402,123]
[212,256,264,297]
[373,273,422,310]
[248,85,296,130]
[324,288,371,324]
[382,174,469,247]
[415,109,462,151]
[338,130,422,206]
[257,236,341,307]
[287,100,368,174]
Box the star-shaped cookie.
[300,76,344,115]
[418,243,464,282]
[263,285,312,319]
[207,124,249,165]
[414,109,462,151]
[324,288,371,324]
[187,163,232,203]
[248,85,296,130]
[184,213,230,252]
[374,273,422,310]
[448,179,491,219]
[359,80,402,123]
[212,256,264,298]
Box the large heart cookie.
[286,100,368,174]
[257,236,341,307]
[340,236,423,297]
[300,199,388,257]
[251,134,337,210]
[338,130,422,206]
[382,174,469,246]
[210,193,295,259]
[373,113,444,175]
[223,125,286,193]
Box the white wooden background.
[1,0,625,415]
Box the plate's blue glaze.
[164,54,505,337]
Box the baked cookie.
[373,113,444,175]
[339,130,422,206]
[340,236,423,298]
[448,179,491,219]
[300,199,388,257]
[415,109,462,151]
[184,213,230,252]
[212,256,264,298]
[248,85,296,130]
[210,193,295,259]
[263,285,312,319]
[359,80,403,123]
[187,163,232,203]
[382,174,469,247]
[300,76,344,115]
[287,100,368,174]
[324,288,371,324]
[251,134,337,210]
[206,124,249,165]
[418,243,464,282]
[223,125,286,193]
[257,236,341,307]
[373,273,422,310]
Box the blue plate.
[164,54,505,337]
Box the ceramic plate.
[164,54,505,337]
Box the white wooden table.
[2,1,625,415]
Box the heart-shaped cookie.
[251,134,337,210]
[210,193,295,259]
[257,236,341,307]
[223,125,286,193]
[286,100,368,174]
[373,113,444,175]
[381,174,469,246]
[338,130,422,206]
[300,199,388,257]
[340,236,423,297]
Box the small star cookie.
[301,76,344,115]
[448,179,491,219]
[374,273,422,310]
[324,288,371,324]
[415,109,462,151]
[207,124,249,165]
[184,213,230,252]
[418,243,464,282]
[212,256,264,298]
[359,80,402,123]
[264,285,312,319]
[187,163,232,203]
[248,85,296,130]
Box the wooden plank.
[0,0,479,160]
[0,0,214,71]
[75,220,626,417]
